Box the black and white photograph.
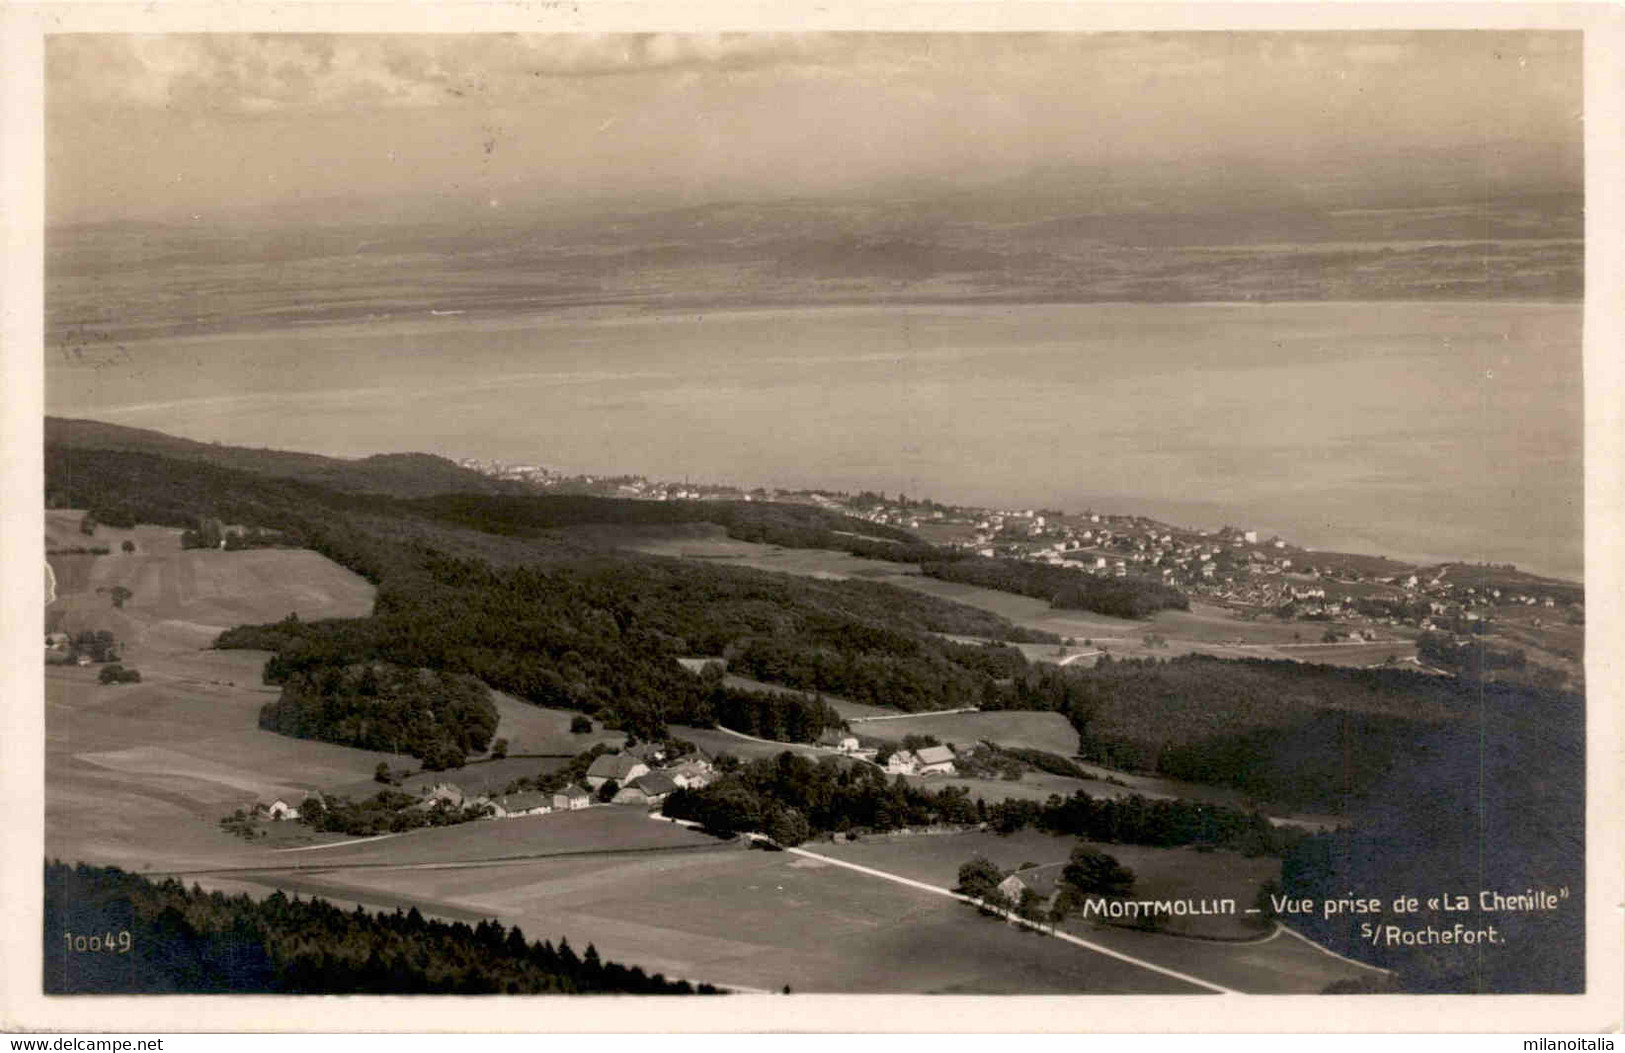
[4,4,1622,1034]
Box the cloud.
[48,34,852,115]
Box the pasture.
[224,838,1201,994]
[848,710,1079,755]
[44,526,393,872]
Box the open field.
[847,710,1079,755]
[45,515,376,653]
[210,839,1201,994]
[481,693,627,757]
[44,529,393,871]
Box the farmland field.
[210,840,1203,994]
[846,710,1080,756]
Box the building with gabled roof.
[586,753,649,789]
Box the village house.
[617,771,679,807]
[914,745,957,776]
[817,729,861,753]
[255,798,300,821]
[496,791,553,818]
[586,753,649,790]
[996,873,1029,904]
[886,750,919,776]
[553,786,593,811]
[669,759,715,789]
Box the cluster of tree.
[44,861,717,994]
[256,659,498,770]
[1415,631,1527,678]
[955,845,1137,923]
[46,545,111,556]
[46,629,119,666]
[920,557,1188,619]
[708,686,846,743]
[298,790,493,836]
[983,787,1299,857]
[182,518,284,551]
[97,663,142,685]
[727,635,993,713]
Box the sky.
[46,31,1583,225]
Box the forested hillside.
[45,862,716,994]
[257,660,498,768]
[921,556,1189,619]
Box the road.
[845,706,983,723]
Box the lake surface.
[48,300,1583,580]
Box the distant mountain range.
[47,178,1582,346]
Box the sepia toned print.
[33,26,1591,1011]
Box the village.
[240,723,976,834]
[450,458,1583,645]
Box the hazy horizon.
[44,32,1587,582]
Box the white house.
[256,798,300,821]
[553,786,592,810]
[886,750,919,776]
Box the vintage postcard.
[2,1,1621,1035]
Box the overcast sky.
[47,32,1582,225]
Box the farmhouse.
[997,874,1029,903]
[817,729,862,753]
[886,750,919,776]
[497,791,553,818]
[255,798,300,821]
[634,771,678,803]
[586,753,649,790]
[914,745,957,776]
[669,760,714,789]
[553,786,592,810]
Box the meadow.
[843,710,1080,756]
[217,839,1202,994]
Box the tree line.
[920,556,1189,619]
[661,750,1301,857]
[44,861,718,994]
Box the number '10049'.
[64,931,132,953]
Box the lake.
[47,300,1583,581]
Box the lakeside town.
[455,456,1585,658]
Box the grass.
[227,840,1201,994]
[849,710,1079,755]
[44,527,393,872]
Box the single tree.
[597,778,620,803]
[1061,845,1136,898]
[954,855,1004,901]
[374,762,391,784]
[108,586,132,609]
[121,540,135,554]
[490,738,509,760]
[569,715,593,735]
